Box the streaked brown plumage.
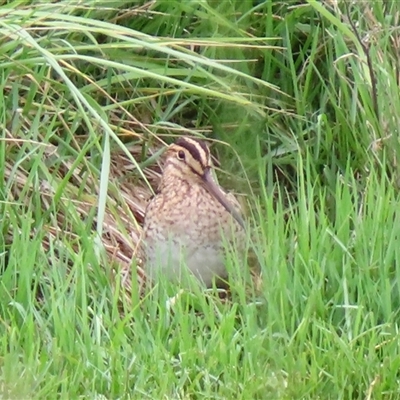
[142,136,245,287]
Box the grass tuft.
[1,1,400,398]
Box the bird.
[142,136,245,288]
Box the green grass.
[1,0,400,399]
[2,167,400,399]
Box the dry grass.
[3,130,254,304]
[3,132,168,299]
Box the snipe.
[142,137,245,287]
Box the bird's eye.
[177,150,185,160]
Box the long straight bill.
[202,169,245,230]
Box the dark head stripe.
[167,154,203,179]
[175,137,209,168]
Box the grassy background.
[1,1,400,398]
